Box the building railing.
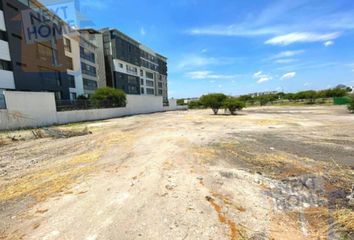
[0,94,6,109]
[56,99,124,112]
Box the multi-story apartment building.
[79,29,106,89]
[102,29,141,95]
[0,0,15,93]
[64,30,103,99]
[156,54,168,103]
[0,0,169,102]
[64,34,84,100]
[102,29,168,101]
[80,37,99,97]
[0,0,72,99]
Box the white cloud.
[253,71,273,84]
[186,71,237,80]
[201,49,208,53]
[323,41,334,47]
[188,25,280,37]
[253,71,263,78]
[272,50,305,59]
[140,27,146,36]
[257,77,272,83]
[281,72,296,80]
[177,55,234,69]
[265,32,340,46]
[275,59,297,64]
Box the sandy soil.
[0,106,353,240]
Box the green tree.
[348,95,354,113]
[188,100,203,109]
[91,87,126,108]
[177,99,185,105]
[200,93,227,115]
[223,98,245,115]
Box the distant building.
[248,91,279,97]
[0,0,169,102]
[79,29,107,90]
[183,98,199,104]
[101,29,169,102]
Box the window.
[80,46,95,63]
[158,89,163,95]
[119,63,123,68]
[127,75,137,84]
[126,65,137,74]
[54,91,62,100]
[81,62,97,77]
[146,71,154,79]
[0,60,12,71]
[146,80,154,87]
[140,78,144,85]
[141,87,144,94]
[68,75,75,88]
[128,85,138,94]
[37,43,53,62]
[140,69,144,76]
[66,56,73,70]
[70,92,77,100]
[158,82,163,88]
[39,67,61,86]
[64,38,72,52]
[83,78,97,91]
[146,88,154,95]
[0,31,8,41]
[89,34,95,41]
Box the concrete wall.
[126,95,163,113]
[57,107,128,124]
[57,95,163,124]
[0,91,57,130]
[0,91,186,130]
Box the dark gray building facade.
[0,0,72,99]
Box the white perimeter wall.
[56,95,164,124]
[0,91,187,130]
[0,91,57,130]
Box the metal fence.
[0,94,6,109]
[55,99,125,112]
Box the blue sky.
[53,0,354,98]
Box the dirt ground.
[0,106,353,240]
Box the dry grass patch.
[0,151,102,202]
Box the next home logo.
[21,0,79,44]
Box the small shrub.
[77,95,88,100]
[348,97,354,113]
[200,93,227,115]
[223,98,245,115]
[91,87,126,108]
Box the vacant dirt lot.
[0,106,353,240]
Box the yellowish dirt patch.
[0,151,102,202]
[255,119,284,126]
